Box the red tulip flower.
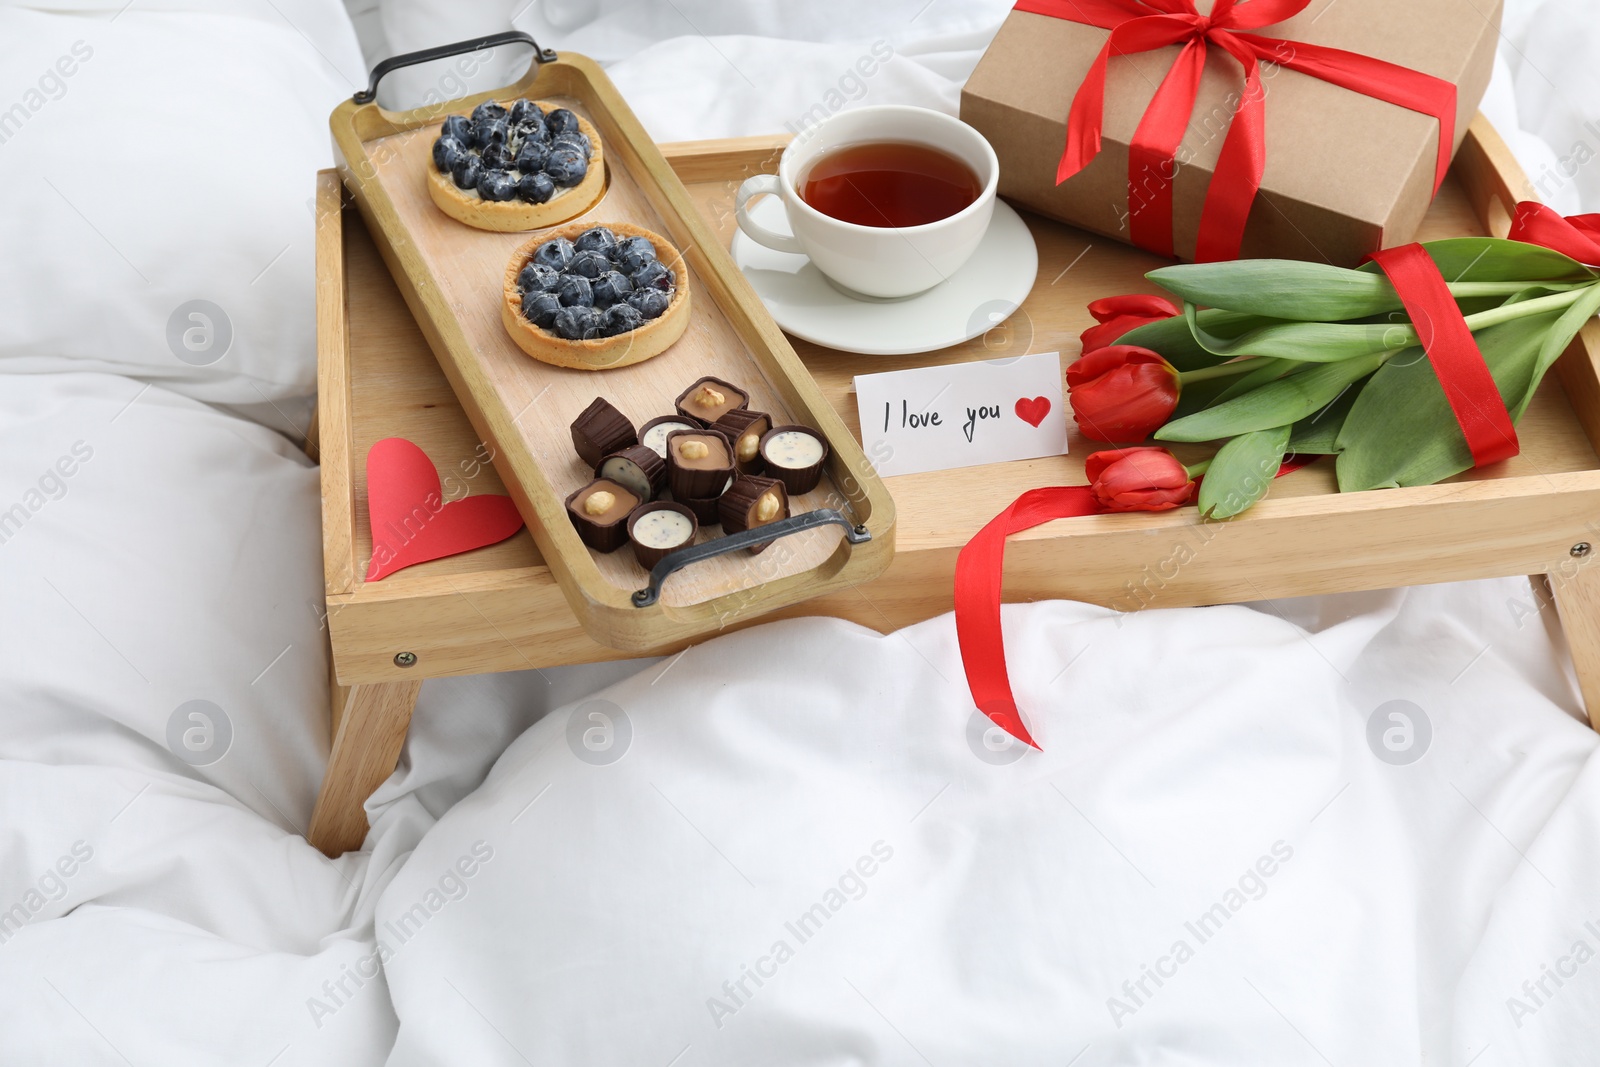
[1067,345,1180,442]
[1086,448,1195,512]
[1079,294,1179,354]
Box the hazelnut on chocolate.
[564,477,640,553]
[665,428,734,500]
[712,408,772,475]
[719,475,789,553]
[674,376,748,426]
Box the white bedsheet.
[2,1,1599,1064]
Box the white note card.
[853,351,1068,478]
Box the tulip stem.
[1184,458,1213,478]
[1177,357,1266,385]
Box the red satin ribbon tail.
[954,457,1317,750]
[955,486,1102,747]
[1370,243,1518,467]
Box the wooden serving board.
[316,118,1600,723]
[328,55,894,653]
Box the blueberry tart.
[426,98,605,232]
[502,222,691,370]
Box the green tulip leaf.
[1115,308,1274,371]
[1197,425,1291,519]
[1156,350,1389,442]
[1287,381,1364,455]
[1209,356,1296,406]
[1148,261,1399,322]
[1334,310,1563,491]
[1515,281,1600,421]
[1183,301,1412,362]
[1355,237,1597,285]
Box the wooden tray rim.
[326,56,897,653]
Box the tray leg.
[308,678,424,856]
[1549,567,1600,731]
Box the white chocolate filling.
[633,509,693,548]
[764,430,824,469]
[641,421,692,457]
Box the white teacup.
[735,105,999,299]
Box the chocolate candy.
[674,376,748,427]
[712,408,772,475]
[665,428,734,500]
[570,398,636,469]
[564,477,640,552]
[596,444,666,502]
[638,415,696,459]
[627,501,697,570]
[719,475,788,552]
[758,424,828,495]
[675,489,726,527]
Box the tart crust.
[426,104,606,232]
[501,221,692,371]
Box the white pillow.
[0,5,365,409]
[0,372,330,831]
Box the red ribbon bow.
[1015,0,1458,261]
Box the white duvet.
[2,1,1599,1064]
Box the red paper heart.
[365,438,524,582]
[1014,396,1051,427]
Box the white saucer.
[730,197,1039,356]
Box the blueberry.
[513,140,549,175]
[516,117,550,145]
[441,115,472,143]
[451,154,483,191]
[592,270,633,307]
[533,237,575,271]
[432,135,467,174]
[521,290,562,328]
[627,288,672,320]
[567,250,610,279]
[602,303,646,336]
[552,305,603,341]
[517,263,561,294]
[508,99,543,125]
[632,259,674,292]
[480,141,512,170]
[473,118,509,149]
[556,274,594,308]
[476,169,517,202]
[516,172,555,204]
[544,147,588,186]
[552,131,592,160]
[471,100,508,124]
[573,226,617,256]
[546,108,581,135]
[614,235,657,274]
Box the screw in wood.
[1573,543,1592,558]
[393,651,418,667]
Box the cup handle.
[735,174,805,254]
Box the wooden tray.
[314,118,1600,716]
[328,50,894,653]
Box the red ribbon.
[1369,243,1519,467]
[955,457,1314,747]
[1014,0,1458,261]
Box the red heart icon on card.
[365,438,524,582]
[1014,396,1051,427]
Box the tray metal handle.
[353,31,558,105]
[632,510,871,608]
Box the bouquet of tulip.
[1066,205,1600,518]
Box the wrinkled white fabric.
[0,0,1597,1064]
